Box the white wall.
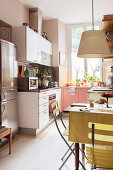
[0,0,28,26]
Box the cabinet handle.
[43,104,47,107]
[43,97,47,99]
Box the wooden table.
[0,128,12,154]
[68,103,113,170]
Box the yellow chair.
[69,110,113,169]
[86,122,113,169]
[51,101,75,170]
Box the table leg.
[75,143,79,170]
[82,144,85,159]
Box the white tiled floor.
[0,121,89,170]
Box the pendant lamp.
[77,0,110,58]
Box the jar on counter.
[53,82,59,87]
[89,100,94,108]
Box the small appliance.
[18,77,38,91]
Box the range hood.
[29,8,42,36]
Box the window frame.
[68,22,103,82]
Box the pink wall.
[0,0,28,26]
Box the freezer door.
[2,89,18,101]
[1,41,17,89]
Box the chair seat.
[63,126,69,136]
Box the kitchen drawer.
[39,96,49,105]
[39,91,49,98]
[39,103,49,113]
[39,110,49,128]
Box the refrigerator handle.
[1,90,5,100]
[1,104,5,115]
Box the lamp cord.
[92,0,94,30]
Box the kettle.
[41,78,49,87]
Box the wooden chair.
[0,128,12,154]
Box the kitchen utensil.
[41,78,49,88]
[53,81,59,87]
[49,82,54,88]
[38,78,41,87]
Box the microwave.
[18,77,38,91]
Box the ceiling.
[19,0,113,24]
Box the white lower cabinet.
[18,92,39,129]
[18,92,49,130]
[18,89,61,135]
[39,110,49,128]
[38,91,49,128]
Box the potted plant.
[76,78,80,87]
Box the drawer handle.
[43,104,47,106]
[43,97,46,99]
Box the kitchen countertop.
[88,87,113,93]
[61,86,91,89]
[18,87,61,92]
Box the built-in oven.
[49,93,56,120]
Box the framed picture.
[0,27,11,42]
[59,52,66,66]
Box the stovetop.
[38,86,53,90]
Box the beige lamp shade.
[77,30,110,58]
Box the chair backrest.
[87,122,113,168]
[51,101,66,129]
[69,110,113,168]
[51,101,60,116]
[69,110,113,146]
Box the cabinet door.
[46,54,51,66]
[18,92,38,129]
[39,110,49,128]
[62,88,79,111]
[41,51,51,66]
[37,34,42,64]
[7,99,18,134]
[41,37,52,55]
[26,27,38,62]
[78,88,90,103]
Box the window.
[71,23,102,83]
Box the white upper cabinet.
[26,27,38,62]
[37,34,42,64]
[12,26,38,63]
[41,37,52,55]
[12,26,52,65]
